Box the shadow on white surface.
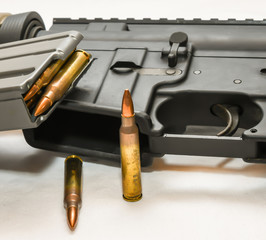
[0,150,56,173]
[144,157,266,178]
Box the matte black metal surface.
[23,17,266,165]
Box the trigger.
[211,104,240,136]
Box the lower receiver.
[0,12,266,166]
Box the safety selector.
[162,32,188,68]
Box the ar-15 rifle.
[0,12,266,166]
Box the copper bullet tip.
[24,85,40,101]
[122,89,134,117]
[33,96,53,117]
[67,206,78,231]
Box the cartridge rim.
[123,194,142,202]
[75,49,91,59]
[65,155,83,163]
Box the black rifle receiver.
[1,12,266,166]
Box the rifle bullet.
[26,90,43,110]
[120,89,142,202]
[24,59,65,101]
[64,155,83,231]
[33,50,91,116]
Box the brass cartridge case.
[120,90,142,202]
[42,50,90,102]
[64,155,83,230]
[34,50,91,116]
[24,59,65,101]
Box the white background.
[1,1,266,239]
